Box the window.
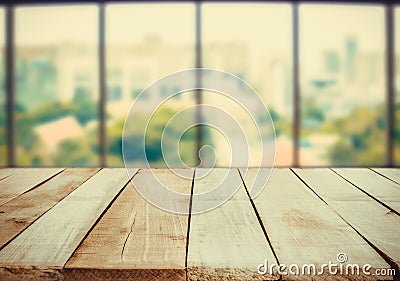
[202,3,293,166]
[106,4,196,167]
[15,5,99,166]
[299,5,386,165]
[1,2,398,167]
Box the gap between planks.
[243,168,391,281]
[331,168,400,215]
[0,168,398,281]
[187,168,278,281]
[0,168,135,281]
[293,168,400,275]
[0,168,100,250]
[65,169,193,281]
[370,168,400,186]
[0,168,64,207]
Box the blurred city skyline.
[0,3,398,167]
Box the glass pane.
[299,5,385,166]
[202,4,293,167]
[15,6,99,166]
[0,8,4,166]
[106,4,196,167]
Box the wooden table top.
[0,168,398,280]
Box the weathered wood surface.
[187,168,278,280]
[0,168,398,281]
[293,168,400,271]
[333,168,400,214]
[0,168,18,181]
[0,168,63,206]
[0,168,134,281]
[371,168,400,185]
[245,168,391,280]
[0,168,100,248]
[65,169,193,281]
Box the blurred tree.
[72,94,98,126]
[329,105,385,165]
[55,138,98,166]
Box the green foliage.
[304,107,325,123]
[72,94,98,125]
[106,107,212,167]
[328,105,385,165]
[26,102,75,124]
[13,99,98,166]
[3,93,395,167]
[54,138,98,166]
[268,107,291,138]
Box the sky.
[6,3,394,51]
[13,4,194,46]
[0,3,398,90]
[300,4,385,54]
[15,5,98,46]
[106,3,194,46]
[202,3,292,53]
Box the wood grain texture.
[0,168,18,181]
[246,168,390,281]
[0,168,397,281]
[0,168,134,279]
[65,169,193,281]
[293,168,400,270]
[333,168,400,213]
[187,168,278,281]
[0,168,64,206]
[371,168,400,186]
[0,168,100,248]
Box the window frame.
[1,1,397,167]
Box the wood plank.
[371,168,400,186]
[187,168,278,280]
[0,168,19,181]
[245,168,390,280]
[65,169,193,281]
[333,168,400,213]
[0,168,100,248]
[0,168,63,206]
[293,168,400,271]
[0,168,135,281]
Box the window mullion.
[5,4,15,167]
